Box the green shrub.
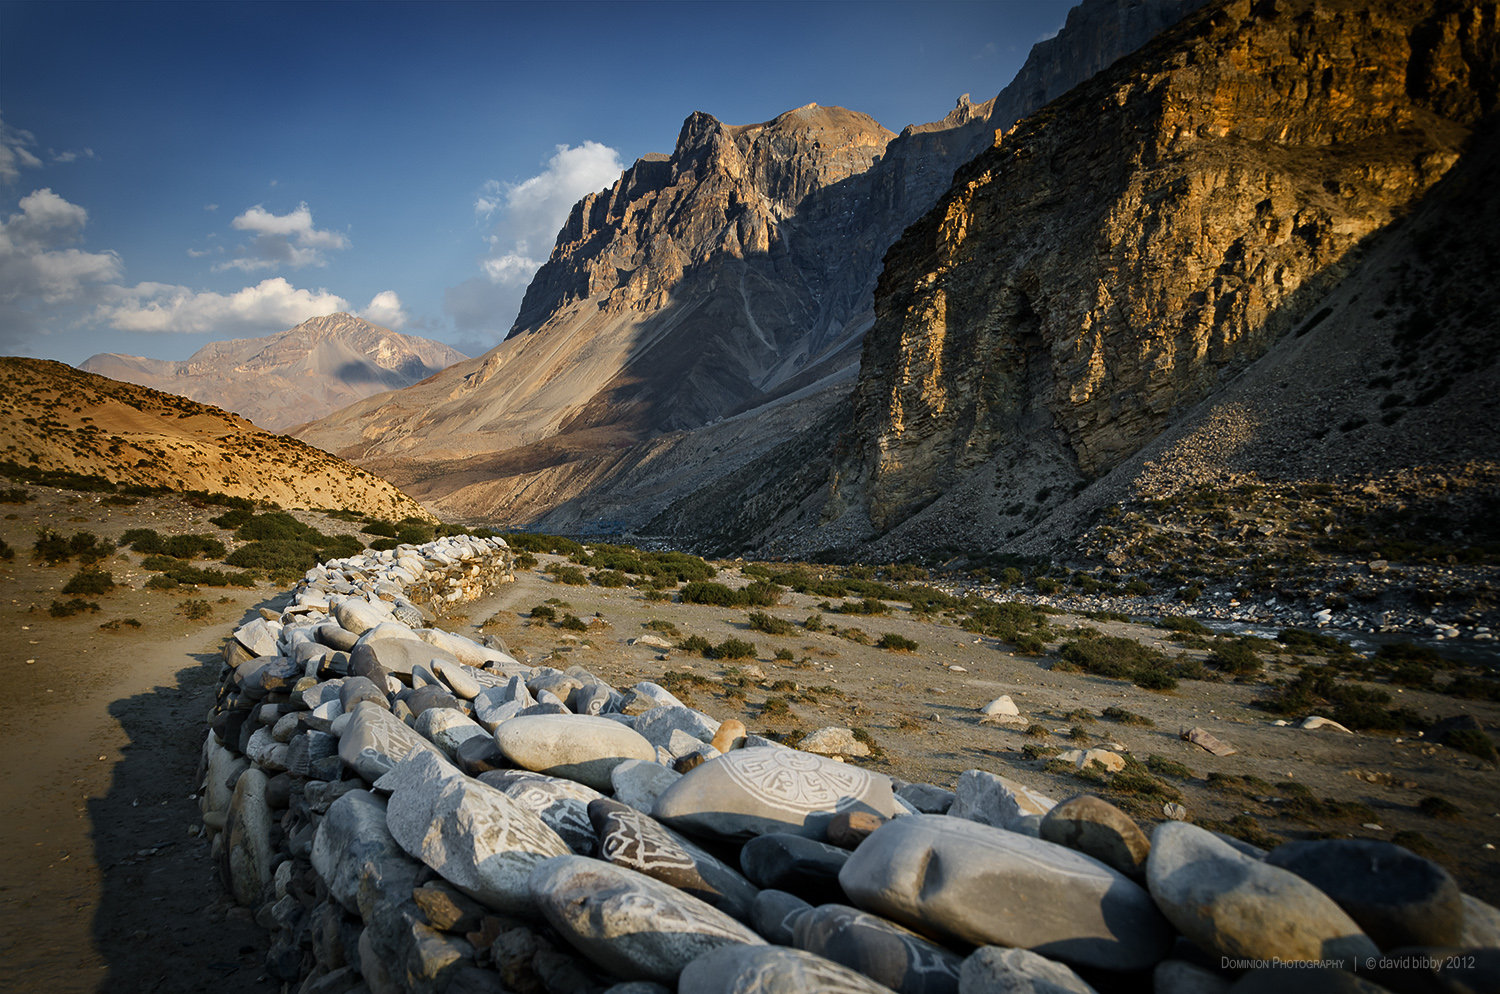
[0,537,12,561]
[180,599,213,620]
[0,487,31,503]
[876,632,919,652]
[644,589,670,602]
[837,597,889,615]
[645,619,679,635]
[558,613,589,632]
[677,635,713,655]
[33,528,114,565]
[225,539,320,572]
[1032,577,1061,594]
[1060,636,1169,683]
[1124,578,1152,595]
[530,605,556,621]
[680,580,783,607]
[1013,634,1047,655]
[1211,640,1262,676]
[49,598,100,617]
[760,697,792,718]
[748,611,797,636]
[773,647,795,661]
[1278,628,1351,657]
[1442,729,1497,763]
[547,565,589,585]
[62,567,115,595]
[592,569,629,588]
[145,574,180,590]
[503,532,585,555]
[361,519,398,537]
[514,551,538,569]
[1102,706,1155,726]
[210,508,254,530]
[1418,796,1463,819]
[713,638,758,660]
[803,613,825,632]
[1159,616,1212,636]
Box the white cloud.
[447,141,622,333]
[360,289,408,329]
[215,201,349,272]
[475,141,621,286]
[0,188,121,345]
[0,113,43,184]
[96,276,349,334]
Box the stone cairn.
[200,536,1500,994]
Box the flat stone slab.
[528,855,765,983]
[652,746,902,841]
[677,944,897,994]
[494,713,656,791]
[840,814,1173,971]
[381,751,571,914]
[1147,820,1379,966]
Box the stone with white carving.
[652,746,902,841]
[677,944,897,994]
[793,903,963,994]
[489,775,601,856]
[494,713,657,791]
[589,797,759,921]
[611,758,682,813]
[381,751,571,914]
[338,700,448,782]
[840,815,1173,971]
[528,855,765,983]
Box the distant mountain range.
[291,0,1210,531]
[79,313,466,431]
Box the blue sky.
[1,0,1075,364]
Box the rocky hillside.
[0,357,433,520]
[293,0,1204,529]
[654,0,1500,560]
[81,313,466,431]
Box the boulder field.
[199,535,1500,993]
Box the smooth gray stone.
[653,746,903,841]
[239,654,303,697]
[339,675,388,711]
[590,797,759,921]
[678,944,896,993]
[841,815,1172,971]
[474,698,527,733]
[600,984,671,994]
[611,758,682,813]
[407,683,462,715]
[898,782,956,814]
[335,597,388,635]
[1039,794,1150,879]
[235,617,282,657]
[1264,838,1465,949]
[752,890,813,946]
[494,713,656,791]
[1147,820,1379,966]
[225,767,273,906]
[351,637,459,678]
[381,751,571,914]
[1152,959,1231,994]
[794,903,963,994]
[740,833,850,905]
[960,947,1097,994]
[435,659,482,700]
[634,705,721,750]
[315,623,361,652]
[338,700,447,782]
[528,855,765,983]
[631,681,687,709]
[414,707,489,759]
[454,733,507,776]
[310,788,421,919]
[1463,894,1500,948]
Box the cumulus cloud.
[215,202,349,272]
[0,188,122,346]
[96,276,349,334]
[360,289,408,329]
[0,114,43,184]
[446,141,622,334]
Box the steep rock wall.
[835,0,1499,536]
